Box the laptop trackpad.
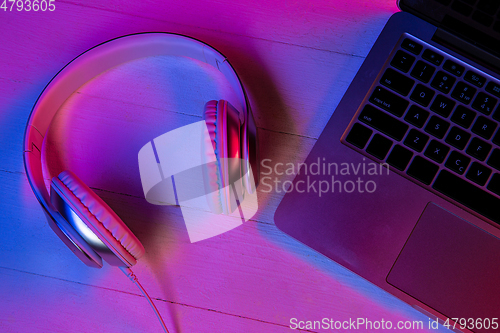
[387,203,500,322]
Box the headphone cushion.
[56,170,145,261]
[202,100,225,214]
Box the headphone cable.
[119,267,170,333]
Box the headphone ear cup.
[50,170,145,267]
[202,100,243,214]
[202,100,225,214]
[240,104,259,194]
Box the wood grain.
[0,267,298,333]
[0,1,449,332]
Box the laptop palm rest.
[387,203,500,323]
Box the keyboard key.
[486,81,500,98]
[472,92,497,114]
[391,50,415,73]
[407,156,439,184]
[450,105,476,128]
[425,140,450,163]
[466,137,492,161]
[461,0,477,5]
[410,84,435,106]
[487,173,500,195]
[433,170,500,225]
[493,106,500,122]
[451,0,473,16]
[404,105,429,128]
[369,86,409,117]
[358,105,409,141]
[472,116,497,139]
[387,145,413,171]
[401,38,422,55]
[494,21,500,33]
[492,129,500,145]
[401,38,423,55]
[487,149,500,170]
[366,134,393,159]
[422,49,444,65]
[380,68,415,96]
[466,162,492,185]
[445,151,471,174]
[404,129,429,152]
[434,0,452,5]
[430,95,455,117]
[411,60,435,82]
[452,82,477,104]
[443,60,465,76]
[346,123,372,148]
[425,116,450,138]
[472,11,494,27]
[431,71,456,94]
[464,71,486,87]
[445,126,471,149]
[477,0,500,12]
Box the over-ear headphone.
[23,32,259,270]
[23,32,259,332]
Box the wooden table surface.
[0,1,450,332]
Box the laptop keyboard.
[434,0,500,31]
[342,34,500,225]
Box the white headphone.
[23,32,259,332]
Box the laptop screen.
[399,0,500,61]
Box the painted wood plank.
[2,47,361,224]
[58,0,398,56]
[0,0,451,332]
[0,171,447,332]
[0,267,299,333]
[0,41,363,181]
[0,2,370,142]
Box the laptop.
[274,1,500,331]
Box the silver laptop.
[275,1,500,331]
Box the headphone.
[23,32,259,270]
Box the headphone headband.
[25,33,248,145]
[23,33,253,267]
